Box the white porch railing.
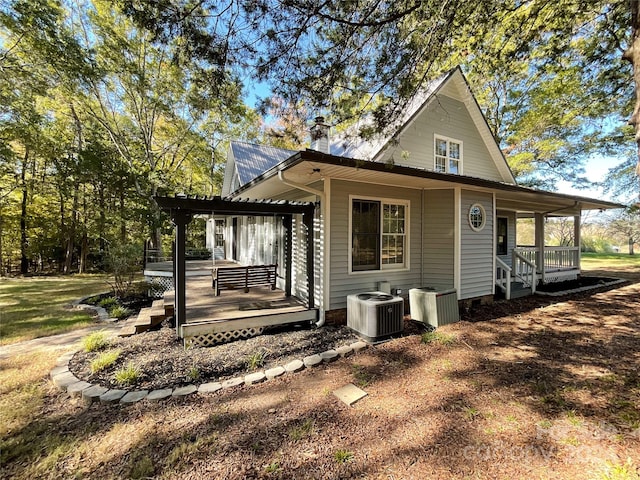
[514,247,580,272]
[513,250,537,293]
[496,257,512,300]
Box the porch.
[154,194,318,343]
[496,246,581,300]
[163,277,317,347]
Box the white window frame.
[434,134,463,174]
[348,195,410,274]
[468,203,486,232]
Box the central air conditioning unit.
[347,291,404,343]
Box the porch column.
[535,213,545,284]
[283,215,292,297]
[574,215,581,271]
[303,207,315,309]
[172,210,192,336]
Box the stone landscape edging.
[50,340,370,406]
[71,293,117,322]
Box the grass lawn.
[581,252,640,283]
[582,252,640,268]
[0,275,110,346]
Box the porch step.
[510,281,532,299]
[117,303,170,337]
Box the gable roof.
[231,141,298,186]
[329,67,516,184]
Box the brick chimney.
[310,116,330,154]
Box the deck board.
[164,277,309,324]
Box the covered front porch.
[495,194,586,299]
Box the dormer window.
[434,135,462,174]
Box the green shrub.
[106,243,142,298]
[82,331,110,352]
[245,351,266,371]
[90,349,121,373]
[115,362,139,386]
[333,449,354,463]
[109,305,132,320]
[98,297,118,309]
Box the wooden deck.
[163,277,317,346]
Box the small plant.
[264,461,281,474]
[115,362,140,386]
[82,331,110,352]
[600,458,640,480]
[334,449,354,463]
[288,418,314,441]
[109,305,132,320]
[90,349,121,373]
[98,297,118,309]
[566,409,583,427]
[538,419,553,429]
[462,406,480,420]
[128,454,154,479]
[421,331,456,345]
[351,364,373,388]
[245,351,266,371]
[188,366,200,381]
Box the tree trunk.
[623,0,640,201]
[64,188,78,274]
[0,210,4,276]
[630,237,635,255]
[20,149,29,275]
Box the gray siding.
[378,95,504,182]
[460,190,494,299]
[496,210,516,268]
[329,180,422,310]
[423,190,455,289]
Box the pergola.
[155,195,317,335]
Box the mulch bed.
[70,323,370,390]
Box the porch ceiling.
[231,151,625,214]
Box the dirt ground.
[2,266,639,479]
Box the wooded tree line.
[0,0,638,275]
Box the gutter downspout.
[278,170,326,327]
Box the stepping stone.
[221,377,244,389]
[336,345,354,357]
[320,350,339,363]
[303,354,322,367]
[350,341,368,353]
[50,365,69,379]
[333,383,368,406]
[198,382,222,394]
[67,381,92,397]
[99,389,127,404]
[120,390,149,404]
[285,359,304,373]
[52,371,80,389]
[82,385,108,404]
[265,366,286,380]
[147,389,173,402]
[245,372,266,385]
[172,385,197,397]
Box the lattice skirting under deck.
[184,327,265,347]
[145,275,174,298]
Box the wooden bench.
[212,264,278,296]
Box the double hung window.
[351,198,408,272]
